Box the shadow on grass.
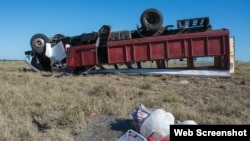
[74,115,135,141]
[110,118,135,134]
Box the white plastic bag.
[139,109,175,139]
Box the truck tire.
[53,34,65,41]
[30,34,49,55]
[140,8,163,33]
[52,33,65,45]
[54,34,65,38]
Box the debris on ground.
[130,103,151,132]
[74,103,198,141]
[120,102,198,141]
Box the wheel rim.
[146,13,159,26]
[33,38,45,48]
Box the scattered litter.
[118,129,147,141]
[130,103,151,132]
[121,103,198,141]
[165,80,189,85]
[180,80,189,84]
[41,72,53,77]
[54,72,66,77]
[140,109,174,140]
[175,120,198,125]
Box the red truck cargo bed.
[66,29,230,70]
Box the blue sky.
[0,0,249,61]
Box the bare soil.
[74,115,134,141]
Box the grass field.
[0,60,249,141]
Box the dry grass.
[0,60,249,141]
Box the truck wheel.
[140,8,163,32]
[54,33,65,39]
[51,33,65,45]
[30,34,49,55]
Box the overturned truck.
[24,8,232,76]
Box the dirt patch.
[74,115,134,141]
